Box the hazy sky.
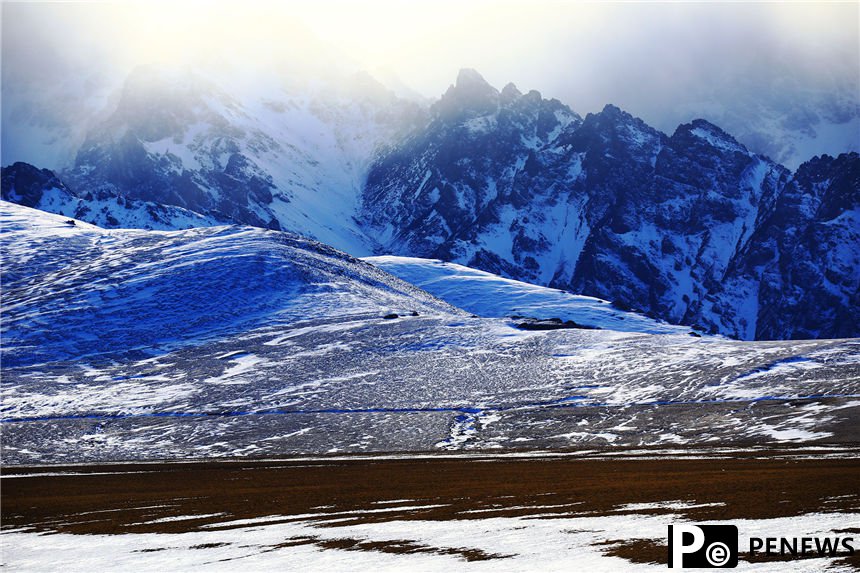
[2,1,858,159]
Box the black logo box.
[668,524,739,569]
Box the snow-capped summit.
[676,118,748,155]
[361,73,859,340]
[360,71,583,267]
[500,82,523,104]
[46,63,427,253]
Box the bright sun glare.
[75,1,478,68]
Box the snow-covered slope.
[60,65,426,254]
[0,201,458,368]
[366,256,692,335]
[2,203,858,463]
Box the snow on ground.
[4,312,858,461]
[0,201,458,368]
[3,511,857,572]
[364,256,691,335]
[2,202,859,463]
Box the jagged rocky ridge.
[1,161,219,230]
[2,68,857,340]
[360,70,860,340]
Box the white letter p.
[669,524,705,569]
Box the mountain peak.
[676,118,747,154]
[432,68,500,122]
[500,82,522,104]
[579,103,647,133]
[689,118,735,139]
[589,104,638,126]
[455,68,492,89]
[523,89,542,103]
[1,161,71,209]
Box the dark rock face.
[361,70,859,340]
[564,116,794,339]
[1,161,218,230]
[361,69,583,278]
[1,162,71,207]
[515,317,598,331]
[721,152,860,340]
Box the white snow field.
[3,507,857,572]
[1,201,859,463]
[365,256,692,335]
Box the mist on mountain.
[2,1,857,170]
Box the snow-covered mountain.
[360,70,860,340]
[2,67,858,340]
[2,201,859,463]
[1,161,220,230]
[66,65,428,253]
[6,64,426,253]
[0,40,120,174]
[712,153,860,340]
[657,65,860,171]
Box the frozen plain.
[3,455,858,572]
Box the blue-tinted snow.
[364,256,690,335]
[0,201,458,367]
[2,202,859,463]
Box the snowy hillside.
[0,201,457,368]
[366,256,692,335]
[2,203,858,464]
